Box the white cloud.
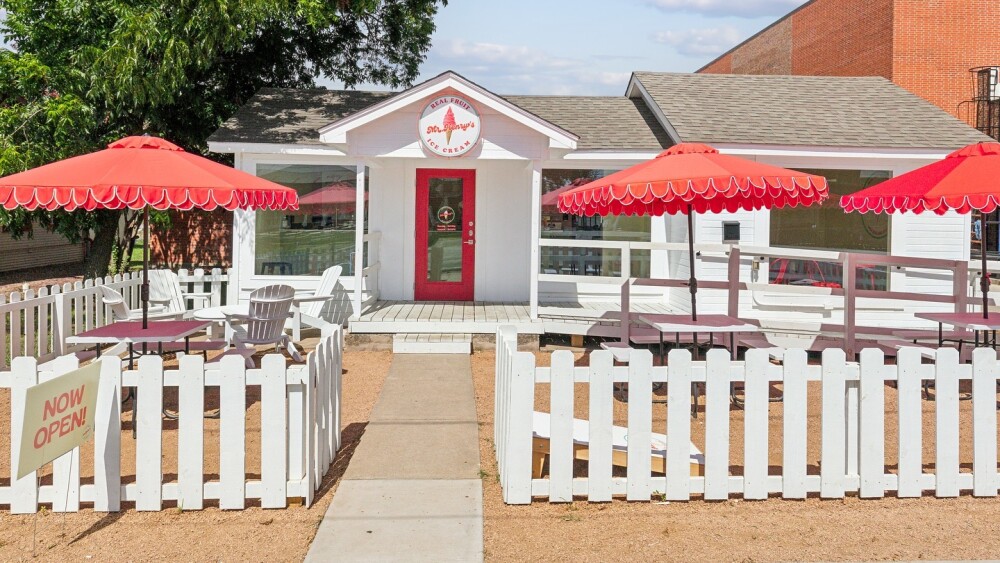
[654,26,743,57]
[647,0,803,18]
[427,39,632,95]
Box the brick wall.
[731,18,792,75]
[149,209,233,269]
[702,0,893,78]
[699,0,1000,123]
[892,0,1000,122]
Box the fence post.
[10,357,39,514]
[843,253,856,361]
[727,247,741,318]
[52,285,67,356]
[954,262,969,313]
[225,268,236,306]
[503,350,535,505]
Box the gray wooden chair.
[227,284,301,367]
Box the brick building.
[699,0,1000,128]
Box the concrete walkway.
[305,354,483,562]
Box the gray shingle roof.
[207,88,393,146]
[209,87,672,150]
[502,95,672,150]
[633,72,992,149]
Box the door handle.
[464,240,475,245]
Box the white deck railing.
[495,326,1000,504]
[1,326,342,514]
[0,268,232,369]
[353,231,381,318]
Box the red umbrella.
[841,142,1000,318]
[541,178,591,207]
[298,182,366,214]
[0,135,299,326]
[558,143,829,319]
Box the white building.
[207,71,991,336]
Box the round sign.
[418,95,481,157]
[437,206,456,224]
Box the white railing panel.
[742,349,770,500]
[935,348,961,498]
[0,321,339,515]
[703,349,731,500]
[495,327,1000,505]
[896,348,924,498]
[663,349,688,501]
[548,351,575,503]
[135,355,164,511]
[781,349,808,499]
[858,349,886,498]
[261,354,288,508]
[587,351,614,502]
[178,355,206,510]
[219,355,247,510]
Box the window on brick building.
[254,163,368,276]
[769,168,892,290]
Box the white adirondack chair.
[99,285,176,322]
[148,269,212,317]
[228,284,302,367]
[290,265,344,340]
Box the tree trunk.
[83,210,122,279]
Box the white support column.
[232,152,248,302]
[529,161,542,319]
[352,163,366,320]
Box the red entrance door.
[415,169,476,301]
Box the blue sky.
[328,0,805,95]
[2,1,806,96]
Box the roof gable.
[629,72,992,150]
[317,71,579,150]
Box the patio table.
[67,320,212,358]
[67,320,213,435]
[637,314,759,417]
[913,312,1000,348]
[637,313,759,362]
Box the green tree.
[0,0,444,278]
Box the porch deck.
[349,300,680,336]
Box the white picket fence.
[0,268,232,368]
[0,326,342,513]
[495,326,1000,504]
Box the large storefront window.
[255,164,368,276]
[770,169,891,289]
[540,169,651,277]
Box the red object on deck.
[0,136,299,211]
[840,142,1000,215]
[556,143,829,216]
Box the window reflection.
[540,169,651,277]
[769,168,891,289]
[254,164,368,276]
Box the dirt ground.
[0,348,393,562]
[471,348,1000,562]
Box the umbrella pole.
[981,211,990,320]
[688,205,698,321]
[142,206,150,329]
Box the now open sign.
[16,362,101,479]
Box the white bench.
[531,411,705,478]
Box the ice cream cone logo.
[419,95,482,157]
[443,107,456,145]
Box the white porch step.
[392,333,472,354]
